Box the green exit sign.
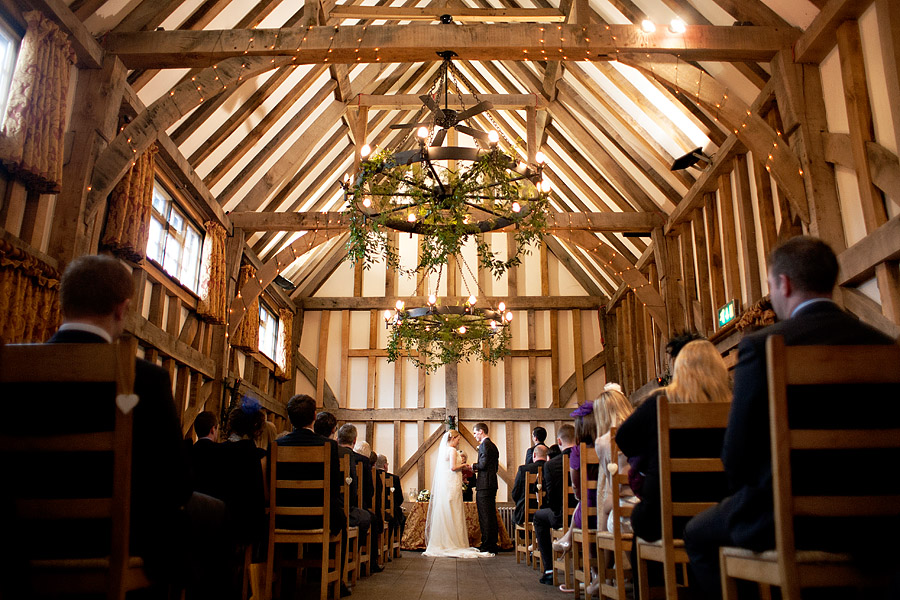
[718,300,737,328]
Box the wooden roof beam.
[103,23,800,69]
[329,6,565,22]
[353,93,547,109]
[795,0,876,63]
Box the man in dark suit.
[375,455,407,542]
[190,411,224,499]
[336,424,383,573]
[524,426,549,465]
[41,255,220,591]
[278,395,351,596]
[683,237,899,600]
[473,422,500,554]
[513,444,548,525]
[533,424,575,584]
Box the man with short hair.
[534,424,576,584]
[314,410,338,439]
[683,237,898,600]
[337,424,383,573]
[525,426,548,465]
[513,444,548,525]
[473,422,500,554]
[376,455,407,542]
[190,411,224,499]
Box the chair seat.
[597,531,633,541]
[275,527,325,535]
[721,547,853,564]
[32,557,145,569]
[636,537,684,548]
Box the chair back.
[765,335,900,598]
[524,471,540,523]
[340,453,352,520]
[597,427,634,600]
[560,452,577,532]
[578,442,600,530]
[269,442,334,536]
[0,341,146,600]
[355,462,364,511]
[606,427,634,532]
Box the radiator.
[498,505,515,536]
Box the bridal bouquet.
[460,464,475,492]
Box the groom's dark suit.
[473,436,499,552]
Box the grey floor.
[348,551,568,600]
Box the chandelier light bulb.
[343,173,351,184]
[506,311,514,322]
[407,212,416,223]
[428,294,437,305]
[535,151,546,164]
[512,201,521,213]
[641,19,656,33]
[468,294,477,306]
[383,309,392,321]
[458,326,467,334]
[488,130,499,145]
[490,320,497,329]
[417,126,429,139]
[396,300,405,311]
[498,301,506,312]
[362,197,372,208]
[669,18,686,34]
[360,144,371,157]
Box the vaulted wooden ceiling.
[54,0,822,301]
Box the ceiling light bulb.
[506,311,514,322]
[669,18,686,34]
[362,197,372,208]
[641,19,656,33]
[488,130,499,145]
[535,151,546,164]
[417,126,429,139]
[498,302,506,312]
[512,201,521,213]
[458,326,467,334]
[360,143,371,157]
[396,300,405,311]
[468,294,477,306]
[407,212,416,222]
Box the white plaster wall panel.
[349,311,369,348]
[510,309,528,350]
[351,423,368,446]
[457,360,483,408]
[347,357,369,409]
[374,422,393,461]
[403,361,419,408]
[536,357,552,407]
[520,243,543,296]
[835,166,869,247]
[510,358,530,408]
[459,237,479,298]
[535,310,550,349]
[489,362,505,408]
[397,233,419,297]
[376,358,395,409]
[745,156,770,284]
[299,310,322,363]
[549,252,589,296]
[326,311,344,406]
[726,169,750,306]
[585,365,608,405]
[514,422,530,467]
[315,259,354,297]
[820,48,850,134]
[294,366,315,397]
[362,253,387,299]
[581,309,603,360]
[860,6,898,156]
[859,278,881,304]
[557,310,575,389]
[426,366,447,408]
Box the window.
[0,20,20,120]
[258,303,279,361]
[147,179,203,293]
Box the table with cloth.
[400,501,513,550]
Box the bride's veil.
[424,430,453,545]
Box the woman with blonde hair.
[592,382,636,534]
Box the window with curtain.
[258,302,279,361]
[0,19,20,121]
[146,179,203,294]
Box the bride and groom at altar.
[423,423,500,558]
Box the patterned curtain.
[0,11,75,193]
[275,307,294,379]
[100,144,158,262]
[231,264,259,350]
[0,239,60,343]
[197,221,227,324]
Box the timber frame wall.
[0,0,898,500]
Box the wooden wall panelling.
[836,21,900,324]
[147,282,165,327]
[626,294,641,390]
[733,154,762,301]
[877,0,900,158]
[717,173,743,308]
[507,234,519,408]
[704,194,727,312]
[316,310,331,408]
[650,228,677,337]
[19,192,53,251]
[367,311,376,410]
[527,310,537,409]
[600,309,618,386]
[573,309,585,407]
[752,151,779,257]
[668,230,689,333]
[417,420,425,491]
[679,222,699,332]
[692,210,714,335]
[765,111,803,242]
[642,302,655,382]
[537,242,547,409]
[0,180,26,235]
[616,304,630,393]
[393,420,401,478]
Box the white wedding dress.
[423,432,492,558]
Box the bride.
[423,429,493,558]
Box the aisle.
[349,551,566,600]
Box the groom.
[472,422,499,554]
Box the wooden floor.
[348,551,565,600]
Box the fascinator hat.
[570,401,594,418]
[603,382,623,393]
[240,396,262,414]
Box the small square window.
[258,303,279,361]
[147,179,203,294]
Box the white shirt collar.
[790,297,834,319]
[58,322,113,343]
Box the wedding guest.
[314,411,338,439]
[472,423,500,554]
[375,455,406,541]
[525,426,549,464]
[513,444,548,526]
[534,424,576,585]
[338,424,383,573]
[190,411,224,499]
[683,237,900,600]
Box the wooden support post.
[704,194,727,312]
[733,154,762,301]
[600,311,618,385]
[417,420,425,491]
[573,309,585,407]
[678,222,698,332]
[753,154,778,257]
[718,173,743,307]
[692,210,714,336]
[527,310,537,409]
[367,310,376,410]
[341,310,350,408]
[316,310,331,408]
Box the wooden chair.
[340,454,360,586]
[720,336,900,600]
[572,443,600,599]
[355,462,372,577]
[265,442,342,600]
[596,427,634,600]
[0,341,152,600]
[552,452,577,590]
[514,470,542,567]
[636,397,731,600]
[375,469,388,567]
[381,470,394,563]
[389,473,403,559]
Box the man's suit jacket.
[721,301,896,549]
[474,436,499,491]
[190,438,225,500]
[542,447,572,518]
[525,443,548,465]
[44,330,193,562]
[512,461,544,525]
[277,428,347,533]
